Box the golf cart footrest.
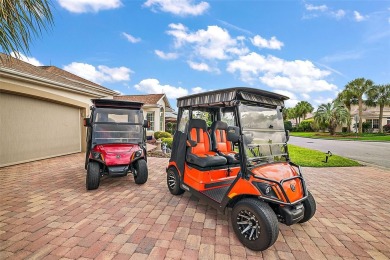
[201,186,230,203]
[279,203,304,225]
[108,166,129,176]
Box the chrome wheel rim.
[237,210,260,241]
[168,171,176,189]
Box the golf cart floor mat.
[201,186,230,203]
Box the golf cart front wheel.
[167,168,184,195]
[134,159,148,184]
[86,161,100,190]
[231,198,279,251]
[298,190,316,223]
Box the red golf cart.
[84,99,149,190]
[166,87,316,251]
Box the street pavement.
[289,136,390,168]
[0,153,390,259]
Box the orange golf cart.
[166,87,316,251]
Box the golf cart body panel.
[167,87,316,251]
[84,99,149,189]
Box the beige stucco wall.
[143,98,166,132]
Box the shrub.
[161,137,173,149]
[284,121,292,131]
[342,127,348,133]
[384,124,390,133]
[154,131,172,139]
[297,120,314,132]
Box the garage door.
[0,92,81,167]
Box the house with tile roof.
[114,94,173,134]
[0,53,117,167]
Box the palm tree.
[367,84,390,133]
[0,0,54,58]
[346,78,374,133]
[314,101,349,135]
[336,89,356,132]
[289,107,299,126]
[296,101,314,121]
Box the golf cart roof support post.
[235,103,248,180]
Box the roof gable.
[114,94,172,109]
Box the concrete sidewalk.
[0,153,389,259]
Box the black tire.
[299,190,316,223]
[86,161,100,190]
[134,159,148,184]
[167,168,185,195]
[231,198,279,251]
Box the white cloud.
[113,89,124,95]
[301,93,311,100]
[134,78,188,99]
[354,11,368,22]
[314,96,333,105]
[274,90,299,108]
[166,23,248,60]
[227,52,337,93]
[155,50,178,60]
[143,0,209,16]
[187,61,219,73]
[251,35,284,50]
[331,9,346,19]
[122,32,141,43]
[63,62,132,83]
[305,4,328,12]
[10,52,43,66]
[191,86,207,94]
[58,0,122,13]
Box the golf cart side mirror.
[143,120,150,128]
[83,118,91,127]
[227,126,240,143]
[285,130,290,142]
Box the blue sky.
[5,0,390,109]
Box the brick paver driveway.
[1,154,389,260]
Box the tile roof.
[0,53,117,96]
[114,94,166,105]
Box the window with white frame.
[387,118,390,125]
[366,119,379,129]
[147,112,155,131]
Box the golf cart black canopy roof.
[177,87,289,108]
[92,99,144,110]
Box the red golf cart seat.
[210,121,240,164]
[186,119,227,168]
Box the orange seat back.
[187,119,212,155]
[210,121,233,153]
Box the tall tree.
[314,101,349,135]
[346,78,374,133]
[296,101,314,121]
[0,0,54,58]
[336,88,356,132]
[367,84,390,133]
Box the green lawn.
[288,144,361,167]
[290,132,390,141]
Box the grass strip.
[288,144,361,167]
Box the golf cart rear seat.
[186,119,227,168]
[210,121,240,164]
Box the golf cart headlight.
[253,182,278,199]
[134,150,142,158]
[92,152,103,160]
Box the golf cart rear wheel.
[231,198,279,251]
[86,161,100,190]
[134,159,148,184]
[167,168,184,195]
[299,190,316,223]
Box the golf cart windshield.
[240,103,287,165]
[92,108,143,145]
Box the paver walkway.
[0,153,389,259]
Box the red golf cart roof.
[177,87,289,108]
[92,99,144,109]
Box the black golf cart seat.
[210,121,239,164]
[186,119,227,168]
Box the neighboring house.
[337,104,390,132]
[0,53,117,167]
[114,94,173,134]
